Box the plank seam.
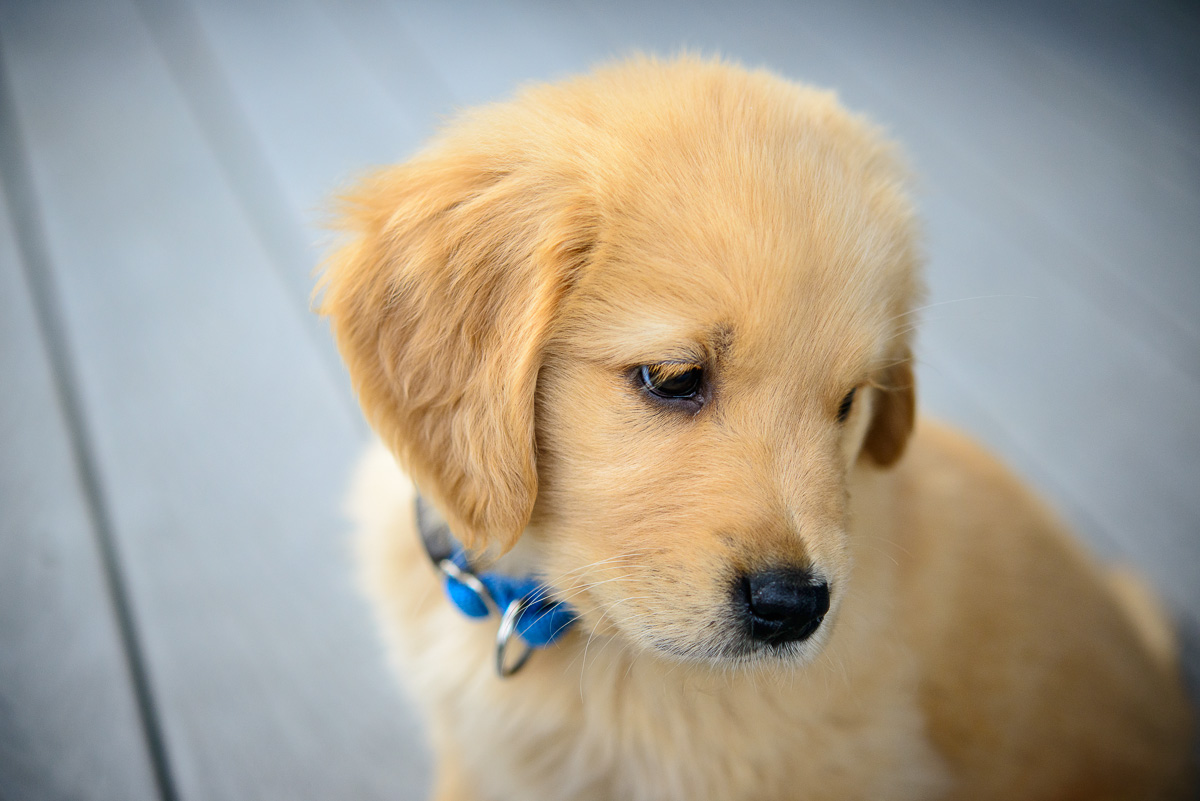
[132,0,364,434]
[0,39,179,801]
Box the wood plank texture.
[0,90,160,801]
[177,0,428,269]
[0,0,429,798]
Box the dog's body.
[320,58,1195,800]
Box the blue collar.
[416,496,577,676]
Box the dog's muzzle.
[737,569,830,646]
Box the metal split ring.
[495,597,534,677]
[439,558,533,677]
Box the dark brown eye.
[640,363,703,400]
[837,387,857,423]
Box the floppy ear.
[317,156,591,552]
[864,350,916,466]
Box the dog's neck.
[414,494,542,577]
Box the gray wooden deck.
[1,1,1197,798]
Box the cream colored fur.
[319,56,1195,800]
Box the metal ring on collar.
[495,597,534,677]
[437,558,501,618]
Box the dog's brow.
[646,327,729,368]
[712,324,735,356]
[634,325,733,369]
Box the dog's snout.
[739,569,830,645]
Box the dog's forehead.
[565,167,912,379]
[538,66,919,376]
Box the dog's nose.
[739,569,830,645]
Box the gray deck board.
[130,0,329,317]
[988,0,1200,154]
[180,0,427,262]
[0,136,160,801]
[780,0,1200,361]
[0,0,428,798]
[314,0,457,134]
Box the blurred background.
[1,1,1197,799]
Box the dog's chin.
[639,624,835,672]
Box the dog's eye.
[639,363,704,400]
[837,387,857,423]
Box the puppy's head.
[319,57,919,667]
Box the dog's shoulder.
[883,419,1195,799]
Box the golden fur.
[317,56,1195,800]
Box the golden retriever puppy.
[317,56,1195,800]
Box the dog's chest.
[446,644,949,801]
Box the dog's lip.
[641,619,830,665]
[645,635,819,666]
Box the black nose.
[739,569,830,645]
